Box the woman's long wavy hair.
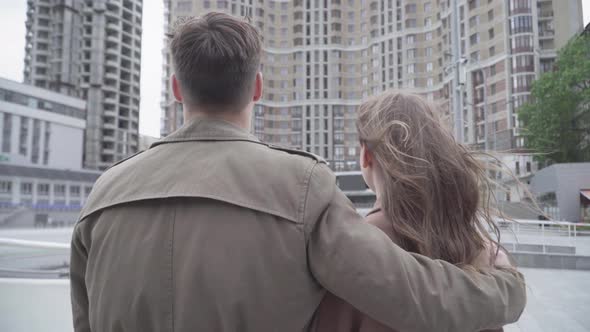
[357,91,502,269]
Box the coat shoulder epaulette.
[267,144,327,164]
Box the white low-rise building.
[0,78,100,213]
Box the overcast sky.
[0,0,589,138]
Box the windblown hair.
[357,91,501,268]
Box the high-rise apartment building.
[160,0,583,171]
[462,0,582,152]
[24,0,143,170]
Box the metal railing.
[494,218,590,256]
[0,238,70,250]
[497,218,590,238]
[0,237,70,278]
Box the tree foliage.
[519,33,590,163]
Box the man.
[70,12,525,332]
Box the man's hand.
[493,247,513,269]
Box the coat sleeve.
[70,221,91,332]
[304,163,526,332]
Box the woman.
[312,91,515,331]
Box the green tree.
[519,33,590,163]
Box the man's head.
[170,13,262,113]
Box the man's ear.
[171,74,183,103]
[252,72,263,102]
[361,144,373,169]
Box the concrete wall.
[531,163,590,222]
[0,279,73,332]
[0,107,86,170]
[48,123,84,170]
[512,252,590,270]
[553,0,584,50]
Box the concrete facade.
[0,164,100,210]
[24,0,143,170]
[0,77,86,170]
[160,0,583,171]
[0,77,100,212]
[530,163,590,222]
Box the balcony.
[106,48,118,56]
[107,22,120,31]
[104,96,118,105]
[105,72,119,80]
[107,0,122,8]
[106,58,119,68]
[537,10,554,19]
[538,30,555,39]
[510,7,532,15]
[103,122,116,130]
[106,35,119,43]
[104,109,117,118]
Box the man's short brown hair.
[170,12,262,110]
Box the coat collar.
[151,117,263,148]
[366,199,382,217]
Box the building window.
[468,0,481,10]
[176,1,192,11]
[406,3,417,13]
[406,34,415,44]
[31,119,41,164]
[70,185,81,197]
[407,48,416,58]
[54,184,66,197]
[489,46,496,56]
[43,122,50,165]
[2,113,12,153]
[406,19,416,28]
[407,64,415,74]
[469,33,480,46]
[0,181,12,194]
[426,62,433,72]
[37,183,50,196]
[510,16,533,34]
[491,102,498,113]
[21,182,32,195]
[469,15,479,28]
[488,9,494,21]
[19,117,29,156]
[509,0,532,14]
[426,47,433,57]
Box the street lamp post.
[451,0,463,143]
[481,67,489,152]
